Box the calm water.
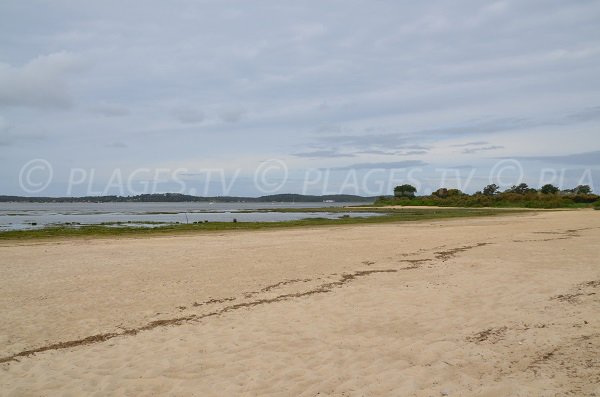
[0,202,378,231]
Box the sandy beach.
[1,210,599,396]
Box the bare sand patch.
[1,211,599,396]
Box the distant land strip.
[0,193,379,203]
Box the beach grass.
[0,207,526,241]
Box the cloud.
[354,149,429,156]
[314,116,532,153]
[0,116,11,146]
[0,116,37,146]
[318,132,416,151]
[565,106,600,123]
[508,150,600,166]
[290,23,327,42]
[293,147,428,158]
[315,105,600,156]
[292,149,355,158]
[219,107,245,123]
[332,160,428,170]
[0,116,9,132]
[0,52,86,109]
[451,141,489,147]
[446,165,476,170]
[354,149,398,155]
[314,124,344,134]
[0,116,45,146]
[461,145,504,154]
[1,1,600,195]
[105,141,128,148]
[172,107,205,124]
[90,103,130,117]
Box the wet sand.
[1,210,599,396]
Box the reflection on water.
[0,202,378,231]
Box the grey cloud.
[0,116,46,146]
[0,116,12,146]
[0,133,45,147]
[508,150,600,166]
[105,141,128,149]
[445,165,476,170]
[332,160,428,170]
[354,149,398,155]
[0,126,12,145]
[292,150,355,158]
[90,103,130,117]
[451,141,489,147]
[355,149,428,156]
[219,107,245,123]
[319,132,413,150]
[433,105,600,137]
[290,23,327,42]
[172,107,205,124]
[314,124,344,134]
[316,116,531,151]
[565,106,600,123]
[1,1,599,195]
[293,147,428,158]
[0,52,85,109]
[462,145,504,154]
[421,117,532,137]
[0,116,9,133]
[316,106,600,155]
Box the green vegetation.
[594,201,600,210]
[377,183,598,208]
[0,208,521,241]
[394,184,417,198]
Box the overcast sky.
[1,0,599,196]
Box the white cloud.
[0,52,86,109]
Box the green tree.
[447,188,464,197]
[432,188,448,198]
[394,184,417,198]
[573,184,592,194]
[482,184,499,196]
[506,183,533,194]
[540,184,559,194]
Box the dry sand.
[0,210,599,396]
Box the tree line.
[379,183,599,208]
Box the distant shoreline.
[0,193,378,204]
